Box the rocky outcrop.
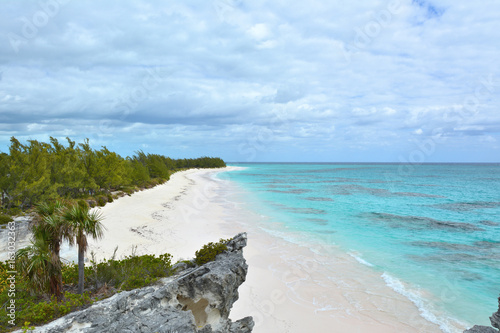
[492,297,500,330]
[19,233,253,333]
[464,297,500,333]
[464,326,497,333]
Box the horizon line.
[226,161,500,164]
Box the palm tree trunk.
[52,242,63,300]
[50,275,60,299]
[78,245,85,294]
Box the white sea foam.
[348,252,374,267]
[381,272,460,333]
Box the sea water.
[219,163,500,331]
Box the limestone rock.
[19,233,253,333]
[464,296,500,333]
[491,297,500,330]
[464,325,498,333]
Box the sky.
[0,0,499,162]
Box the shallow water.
[218,163,500,331]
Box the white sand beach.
[82,167,454,332]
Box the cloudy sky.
[1,0,499,162]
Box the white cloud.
[0,0,499,161]
[247,23,271,40]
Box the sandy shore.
[82,166,460,332]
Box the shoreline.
[0,167,470,332]
[85,166,463,332]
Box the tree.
[48,137,85,198]
[78,139,98,196]
[8,138,55,207]
[63,203,105,294]
[16,237,53,295]
[93,146,126,190]
[126,158,150,185]
[0,152,11,208]
[32,201,73,299]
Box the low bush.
[0,272,87,330]
[194,239,230,266]
[86,199,97,208]
[15,292,92,326]
[0,214,13,226]
[1,237,232,331]
[85,253,173,291]
[96,196,107,207]
[0,207,21,216]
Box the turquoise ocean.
[220,163,500,331]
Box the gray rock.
[464,296,500,333]
[19,233,253,333]
[491,297,500,330]
[464,325,498,333]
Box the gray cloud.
[0,0,499,161]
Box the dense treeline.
[0,137,225,211]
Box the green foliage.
[22,322,35,332]
[0,237,231,331]
[62,203,105,294]
[0,214,13,225]
[61,262,80,285]
[96,196,107,207]
[87,252,173,291]
[0,261,83,331]
[16,238,52,294]
[14,292,92,327]
[0,136,226,213]
[1,250,172,331]
[194,239,230,266]
[7,138,56,208]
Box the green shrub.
[0,214,13,225]
[1,251,174,330]
[62,263,81,286]
[83,252,173,291]
[76,199,89,209]
[106,194,113,203]
[21,322,35,332]
[86,199,97,208]
[16,292,92,325]
[2,207,21,216]
[194,239,229,266]
[123,187,135,196]
[96,196,107,207]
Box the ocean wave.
[381,273,460,333]
[348,252,374,267]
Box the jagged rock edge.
[16,233,254,333]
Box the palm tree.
[63,203,105,294]
[32,200,73,299]
[16,237,52,294]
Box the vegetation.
[0,250,171,332]
[0,215,12,226]
[0,136,227,332]
[194,239,230,265]
[62,204,105,294]
[0,236,229,332]
[62,252,173,292]
[30,201,73,299]
[0,136,226,213]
